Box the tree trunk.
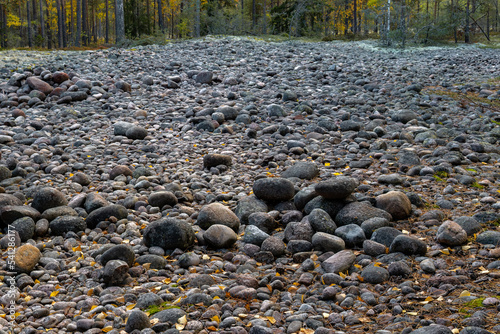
[76,0,82,46]
[82,0,88,45]
[93,0,97,42]
[344,0,348,34]
[487,9,490,39]
[157,0,163,32]
[115,0,125,42]
[195,0,200,37]
[70,0,73,44]
[147,0,151,35]
[32,0,37,40]
[61,0,67,47]
[39,0,45,47]
[45,1,51,48]
[263,0,267,34]
[27,0,33,47]
[465,0,470,43]
[0,4,5,48]
[105,0,109,43]
[353,0,357,34]
[252,0,256,31]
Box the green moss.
[471,182,484,189]
[144,302,180,315]
[463,297,485,308]
[465,168,477,172]
[491,120,500,126]
[435,171,449,178]
[433,175,445,182]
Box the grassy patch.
[424,89,500,111]
[144,302,180,315]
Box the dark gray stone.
[85,205,128,228]
[99,244,135,267]
[125,310,151,332]
[389,235,427,255]
[476,231,500,246]
[102,260,129,285]
[136,255,166,269]
[203,154,232,169]
[361,264,390,284]
[371,227,402,247]
[10,217,35,241]
[284,221,314,242]
[234,196,268,224]
[454,216,481,236]
[248,212,276,234]
[312,232,345,252]
[148,191,178,208]
[315,176,359,200]
[49,216,86,235]
[282,162,319,180]
[151,308,186,323]
[361,217,390,238]
[334,224,366,248]
[253,178,295,202]
[143,218,196,250]
[336,202,392,226]
[308,208,337,234]
[31,187,68,213]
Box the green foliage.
[144,302,180,315]
[124,0,151,38]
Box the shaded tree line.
[0,0,498,48]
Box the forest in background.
[0,0,498,49]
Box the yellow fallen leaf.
[440,249,450,255]
[374,262,382,267]
[126,304,136,310]
[266,316,276,324]
[452,329,460,334]
[459,290,471,298]
[150,318,159,325]
[300,329,315,334]
[50,291,59,297]
[178,315,187,325]
[68,267,77,273]
[462,245,471,251]
[90,305,98,311]
[324,162,331,166]
[173,297,182,304]
[24,296,32,302]
[102,326,113,332]
[407,312,418,316]
[339,272,347,279]
[210,315,220,323]
[163,278,171,284]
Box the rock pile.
[0,38,499,334]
